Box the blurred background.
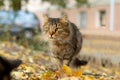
[0,0,120,69]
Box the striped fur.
[43,14,87,68]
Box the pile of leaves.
[0,41,120,80]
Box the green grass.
[0,33,49,52]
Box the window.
[99,10,106,27]
[78,11,87,28]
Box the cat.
[0,56,22,80]
[43,14,87,68]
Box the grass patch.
[0,33,48,52]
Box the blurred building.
[2,0,120,36]
[35,0,120,38]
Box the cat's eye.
[57,23,61,27]
[55,27,58,31]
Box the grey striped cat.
[43,14,87,68]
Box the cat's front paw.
[46,63,62,71]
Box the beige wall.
[114,4,120,31]
[89,5,110,30]
[35,3,120,32]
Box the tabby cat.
[0,56,22,80]
[43,14,87,68]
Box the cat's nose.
[49,34,54,39]
[49,31,55,38]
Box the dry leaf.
[72,70,82,77]
[62,65,72,75]
[83,75,95,80]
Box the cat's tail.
[72,58,88,68]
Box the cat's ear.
[43,14,49,23]
[61,14,68,22]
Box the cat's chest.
[50,42,74,59]
[51,43,69,51]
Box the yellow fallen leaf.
[99,77,104,80]
[62,65,72,75]
[83,75,95,80]
[93,69,97,73]
[72,70,82,77]
[42,71,55,79]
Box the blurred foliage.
[0,33,48,52]
[10,0,21,11]
[0,0,4,8]
[17,35,48,52]
[42,0,67,8]
[0,0,28,11]
[0,0,88,10]
[10,0,28,11]
[0,32,12,41]
[29,39,48,52]
[76,0,88,7]
[42,0,88,8]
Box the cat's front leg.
[54,57,63,68]
[48,56,63,70]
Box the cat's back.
[69,22,83,53]
[70,22,82,36]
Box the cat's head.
[0,56,22,80]
[43,14,70,40]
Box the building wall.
[89,5,110,30]
[35,3,120,32]
[114,4,120,31]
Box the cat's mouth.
[49,37,54,39]
[49,36,55,39]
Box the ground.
[0,33,120,80]
[0,35,120,80]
